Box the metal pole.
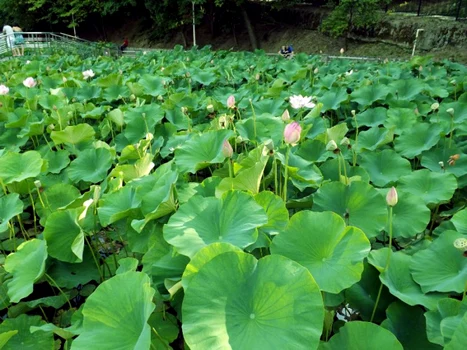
[72,13,77,37]
[456,0,463,20]
[192,2,196,47]
[417,0,422,16]
[412,28,424,57]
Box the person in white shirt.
[2,25,19,56]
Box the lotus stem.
[448,115,454,150]
[340,153,348,185]
[274,158,279,196]
[84,235,104,282]
[28,189,38,234]
[45,273,73,309]
[283,146,290,202]
[249,99,257,145]
[228,159,234,179]
[353,118,359,167]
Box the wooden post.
[417,0,423,16]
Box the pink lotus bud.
[0,84,9,95]
[284,122,301,145]
[386,187,398,207]
[281,109,290,121]
[23,77,36,88]
[227,95,236,109]
[222,140,233,158]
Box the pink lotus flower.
[227,95,235,109]
[289,95,315,109]
[284,122,302,145]
[0,84,9,95]
[222,140,233,158]
[386,187,398,207]
[23,77,36,88]
[82,69,95,79]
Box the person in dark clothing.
[120,38,129,52]
[279,45,294,59]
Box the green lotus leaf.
[50,124,96,145]
[75,85,102,101]
[394,123,442,158]
[356,127,394,152]
[43,209,84,263]
[38,94,65,110]
[286,152,323,191]
[0,315,53,350]
[164,190,267,258]
[216,146,269,196]
[0,331,17,349]
[236,116,284,146]
[381,301,441,349]
[383,107,418,135]
[36,183,81,225]
[98,186,143,226]
[0,151,44,185]
[319,88,348,112]
[386,192,431,238]
[320,321,402,350]
[42,149,70,174]
[271,211,370,293]
[102,85,130,102]
[355,107,387,127]
[47,248,100,288]
[452,208,467,234]
[0,193,24,233]
[313,181,387,238]
[421,148,467,178]
[410,231,467,293]
[425,298,466,346]
[358,149,412,187]
[182,243,242,290]
[319,158,370,184]
[4,239,47,303]
[389,79,425,100]
[68,147,113,183]
[142,226,190,290]
[107,108,124,127]
[445,310,467,350]
[174,129,234,173]
[326,123,349,143]
[182,252,324,350]
[368,249,445,310]
[254,191,289,236]
[138,75,167,96]
[351,84,390,107]
[71,271,155,350]
[397,169,457,206]
[190,67,217,85]
[345,262,394,323]
[123,105,164,143]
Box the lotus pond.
[0,46,467,349]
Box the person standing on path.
[12,25,25,56]
[2,25,19,56]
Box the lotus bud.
[161,67,165,71]
[181,107,188,114]
[351,110,356,117]
[186,72,191,78]
[62,77,67,83]
[319,50,323,54]
[414,108,419,116]
[386,187,398,207]
[227,95,236,109]
[284,122,301,145]
[384,58,389,64]
[130,94,136,101]
[419,65,423,71]
[222,140,233,158]
[34,180,42,188]
[26,60,31,64]
[218,115,228,129]
[207,104,214,113]
[340,137,350,147]
[340,48,344,55]
[0,84,9,95]
[48,124,55,130]
[431,102,439,111]
[157,95,164,101]
[255,73,260,80]
[453,238,467,252]
[281,109,290,122]
[146,133,154,141]
[446,108,454,116]
[326,140,338,152]
[439,161,445,169]
[451,80,456,85]
[314,68,319,74]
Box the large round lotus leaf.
[410,231,467,293]
[182,243,242,289]
[319,158,370,184]
[383,107,418,135]
[351,84,390,107]
[445,312,467,350]
[320,321,403,350]
[394,123,442,159]
[425,298,466,346]
[123,105,164,143]
[4,239,47,303]
[36,183,81,225]
[368,249,444,310]
[72,271,155,350]
[0,151,44,185]
[421,148,467,178]
[97,185,143,227]
[254,191,289,236]
[43,149,70,174]
[164,190,267,258]
[390,78,425,100]
[345,262,395,323]
[182,252,324,350]
[50,124,96,145]
[355,107,387,127]
[174,129,234,173]
[355,127,393,152]
[386,192,431,238]
[0,193,23,232]
[451,208,467,234]
[271,211,370,293]
[313,181,387,238]
[68,147,113,183]
[381,301,441,350]
[43,209,84,263]
[0,314,54,350]
[398,170,458,206]
[358,149,412,187]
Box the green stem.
[448,116,454,150]
[228,159,234,179]
[340,153,348,185]
[283,146,290,202]
[28,189,38,234]
[274,158,278,196]
[45,273,73,309]
[84,235,104,282]
[428,204,440,236]
[370,283,384,323]
[249,99,257,145]
[353,119,359,167]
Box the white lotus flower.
[82,69,95,79]
[0,84,9,95]
[23,77,36,88]
[289,95,315,109]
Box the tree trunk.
[181,30,188,48]
[240,5,258,50]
